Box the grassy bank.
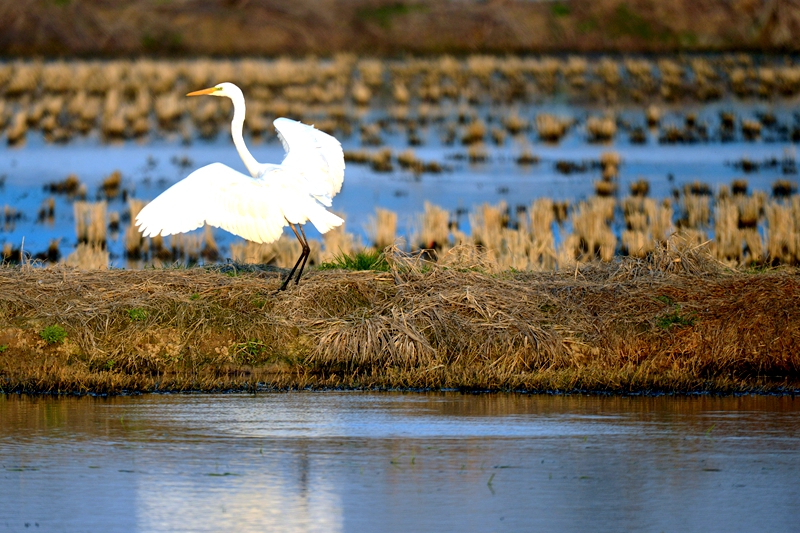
[0,0,795,56]
[1,244,799,395]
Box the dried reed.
[2,240,799,394]
[368,208,398,249]
[73,201,107,247]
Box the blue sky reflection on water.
[1,393,799,533]
[1,101,799,261]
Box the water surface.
[1,393,798,532]
[2,102,798,262]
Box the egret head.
[186,82,242,100]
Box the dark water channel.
[1,393,798,532]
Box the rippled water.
[1,393,798,532]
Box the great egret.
[135,82,345,290]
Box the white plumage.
[135,82,345,289]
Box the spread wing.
[136,162,344,243]
[135,163,288,244]
[274,117,345,206]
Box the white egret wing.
[135,162,288,244]
[273,117,345,206]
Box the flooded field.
[1,393,799,532]
[1,56,800,268]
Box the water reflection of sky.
[1,393,799,533]
[1,102,799,260]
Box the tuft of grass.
[39,325,67,344]
[0,344,7,353]
[577,17,599,34]
[656,309,696,329]
[356,3,427,29]
[655,294,695,329]
[233,339,267,364]
[551,2,570,17]
[127,308,148,321]
[318,250,390,272]
[744,263,773,274]
[655,295,674,306]
[189,293,200,300]
[608,3,654,40]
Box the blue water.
[1,101,798,262]
[1,393,798,532]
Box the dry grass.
[1,241,798,395]
[1,1,798,57]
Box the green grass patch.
[233,339,267,364]
[141,31,183,53]
[356,2,427,29]
[655,294,695,329]
[744,263,774,274]
[679,31,699,47]
[608,3,653,40]
[551,2,570,17]
[0,344,7,353]
[655,295,675,306]
[577,18,599,34]
[39,325,67,344]
[318,250,390,272]
[656,309,696,329]
[656,311,695,329]
[127,308,148,321]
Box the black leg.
[294,224,311,285]
[278,222,310,291]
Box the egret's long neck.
[229,92,260,177]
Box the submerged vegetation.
[1,242,798,395]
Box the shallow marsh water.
[1,393,799,532]
[1,101,799,263]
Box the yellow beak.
[186,87,217,96]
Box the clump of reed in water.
[73,201,107,247]
[100,170,122,200]
[124,198,147,260]
[65,243,108,270]
[3,55,800,147]
[368,208,398,250]
[45,174,83,197]
[536,114,571,142]
[586,115,616,143]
